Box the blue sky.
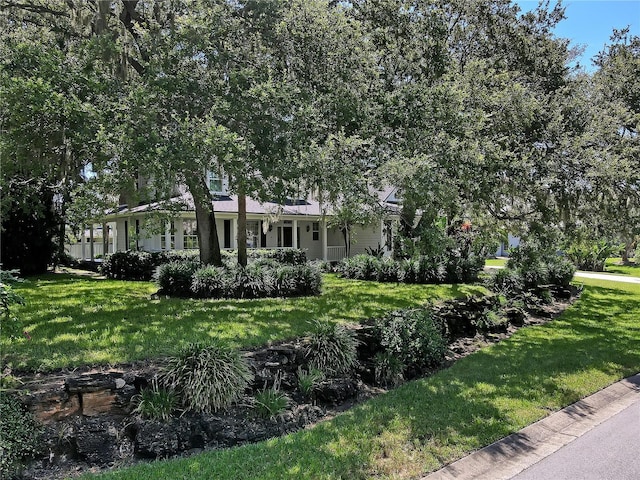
[514,0,640,71]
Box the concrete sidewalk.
[485,265,640,284]
[422,373,640,480]
[573,271,640,284]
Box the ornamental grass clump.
[305,320,359,376]
[161,342,253,413]
[297,367,325,398]
[133,377,177,421]
[254,372,288,419]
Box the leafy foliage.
[161,342,253,414]
[254,372,288,419]
[338,254,482,284]
[0,269,25,340]
[133,378,178,422]
[296,367,325,398]
[373,352,405,388]
[566,239,619,272]
[0,392,42,478]
[305,320,359,376]
[156,260,202,297]
[101,251,156,281]
[507,241,576,289]
[373,309,447,372]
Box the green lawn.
[89,277,640,480]
[4,273,483,371]
[484,257,507,267]
[603,258,640,277]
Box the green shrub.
[270,248,307,265]
[374,309,447,371]
[546,256,576,288]
[191,265,228,298]
[156,260,201,296]
[376,257,400,282]
[228,263,275,299]
[133,378,177,421]
[285,264,322,296]
[297,367,325,398]
[161,342,253,413]
[507,241,576,290]
[101,250,201,281]
[101,251,155,280]
[305,320,359,376]
[486,268,525,296]
[475,310,509,333]
[0,393,42,478]
[223,248,307,265]
[566,239,617,272]
[338,254,481,285]
[373,352,405,387]
[1,269,25,340]
[444,253,484,283]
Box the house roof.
[108,188,401,219]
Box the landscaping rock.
[75,419,120,465]
[135,420,181,458]
[66,373,118,393]
[82,390,118,416]
[24,389,81,424]
[315,378,359,405]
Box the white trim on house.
[88,188,401,262]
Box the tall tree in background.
[590,30,640,262]
[0,5,112,272]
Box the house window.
[183,219,199,249]
[312,222,319,241]
[246,221,259,249]
[160,221,175,250]
[208,171,223,194]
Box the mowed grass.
[89,277,640,480]
[484,257,507,267]
[604,257,639,277]
[4,273,483,371]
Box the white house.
[71,174,401,262]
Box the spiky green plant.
[161,342,253,413]
[297,367,325,397]
[133,377,177,421]
[254,372,289,418]
[305,319,359,376]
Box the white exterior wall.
[349,223,383,256]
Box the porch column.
[232,217,238,249]
[89,224,95,261]
[293,219,298,249]
[322,219,328,261]
[81,225,86,261]
[112,222,117,252]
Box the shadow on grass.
[91,284,640,480]
[6,273,484,371]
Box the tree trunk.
[103,223,109,256]
[193,198,223,266]
[187,176,222,266]
[622,239,633,265]
[237,190,247,267]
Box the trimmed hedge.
[337,254,484,285]
[156,260,322,299]
[101,249,307,281]
[100,250,199,281]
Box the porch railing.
[327,245,347,262]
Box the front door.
[278,226,293,247]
